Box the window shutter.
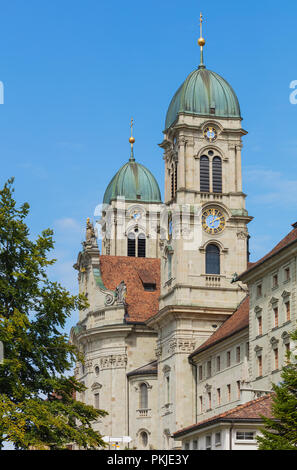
[200,156,210,192]
[212,156,222,193]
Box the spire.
[198,12,206,69]
[129,117,136,162]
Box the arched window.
[140,431,148,447]
[212,156,222,193]
[200,156,210,192]
[138,233,146,258]
[140,383,148,409]
[206,244,220,274]
[127,232,136,257]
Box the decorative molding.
[99,354,128,370]
[281,331,290,342]
[269,297,279,305]
[163,364,171,374]
[168,339,196,354]
[270,337,279,347]
[237,231,248,240]
[155,346,162,358]
[91,382,102,391]
[254,345,263,356]
[281,290,291,299]
[254,306,262,316]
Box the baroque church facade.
[70,24,297,450]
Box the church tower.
[147,16,253,448]
[100,120,162,259]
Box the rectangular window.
[257,284,262,297]
[285,268,290,281]
[207,361,212,378]
[227,351,231,367]
[227,384,231,402]
[258,316,263,336]
[236,432,255,441]
[258,355,263,377]
[274,348,279,370]
[237,380,241,399]
[272,274,278,288]
[192,439,198,450]
[208,392,212,410]
[274,307,279,328]
[184,442,190,450]
[199,365,203,381]
[286,301,291,322]
[236,346,241,363]
[217,388,221,406]
[166,376,170,403]
[94,393,100,409]
[216,356,221,372]
[246,342,250,360]
[205,435,212,450]
[199,396,203,413]
[215,432,221,446]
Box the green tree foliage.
[0,178,107,449]
[257,329,297,450]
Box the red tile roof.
[240,225,297,279]
[189,295,250,358]
[173,394,273,438]
[99,255,160,323]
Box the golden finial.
[198,13,206,68]
[129,117,135,161]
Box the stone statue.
[86,217,96,245]
[115,281,127,305]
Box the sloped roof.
[99,255,160,323]
[127,360,158,377]
[240,224,297,280]
[173,394,273,438]
[189,295,249,359]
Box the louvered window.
[174,164,177,193]
[200,156,210,192]
[206,244,220,274]
[212,156,222,193]
[127,232,136,257]
[138,233,146,258]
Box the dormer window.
[143,283,156,292]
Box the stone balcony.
[136,408,152,418]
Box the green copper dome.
[165,67,241,130]
[103,159,162,205]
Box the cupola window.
[127,232,146,258]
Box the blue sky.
[1,0,297,332]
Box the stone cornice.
[147,304,233,328]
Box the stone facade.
[69,44,296,451]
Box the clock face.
[131,210,141,221]
[202,207,226,235]
[204,127,217,142]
